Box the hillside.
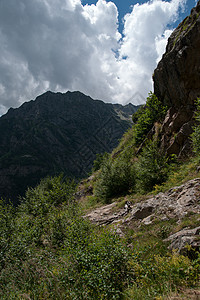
[0,1,200,300]
[153,0,200,157]
[0,91,138,203]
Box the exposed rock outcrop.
[126,178,200,223]
[84,178,200,250]
[153,1,200,157]
[84,178,200,225]
[154,0,200,108]
[164,226,200,254]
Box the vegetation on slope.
[0,96,200,299]
[0,173,199,299]
[93,93,172,203]
[0,176,132,299]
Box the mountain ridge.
[0,90,139,203]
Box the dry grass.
[165,287,200,300]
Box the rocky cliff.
[153,0,200,157]
[0,91,138,203]
[83,175,200,256]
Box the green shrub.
[0,176,132,299]
[133,92,167,145]
[94,155,135,202]
[92,152,109,172]
[136,139,172,192]
[60,228,131,299]
[125,251,200,299]
[191,98,200,156]
[132,104,145,123]
[0,199,16,269]
[19,175,76,216]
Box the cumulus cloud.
[0,0,191,114]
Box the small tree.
[94,156,135,202]
[133,92,167,145]
[92,152,109,172]
[136,139,170,192]
[191,98,200,157]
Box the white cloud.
[155,29,173,63]
[112,0,187,103]
[0,0,188,114]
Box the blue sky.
[82,0,195,32]
[0,0,198,114]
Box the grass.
[153,157,200,194]
[2,109,200,300]
[1,157,199,299]
[172,213,200,233]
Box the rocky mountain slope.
[81,0,200,257]
[153,0,200,157]
[84,177,200,254]
[0,91,138,203]
[0,2,200,299]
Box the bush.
[0,199,15,269]
[191,98,200,156]
[133,92,167,145]
[132,105,145,123]
[92,152,109,172]
[126,250,200,299]
[61,228,130,299]
[0,176,132,299]
[94,155,135,202]
[136,139,171,192]
[19,175,76,216]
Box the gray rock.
[154,1,200,108]
[84,178,200,239]
[153,0,200,157]
[131,204,155,220]
[142,214,155,225]
[164,226,200,253]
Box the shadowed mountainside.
[0,91,139,203]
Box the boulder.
[164,226,200,254]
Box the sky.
[0,0,197,115]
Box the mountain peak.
[0,91,139,203]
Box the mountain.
[153,0,200,157]
[0,90,139,203]
[1,3,200,299]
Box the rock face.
[0,91,139,203]
[130,178,200,221]
[153,1,200,157]
[84,178,200,251]
[164,226,200,255]
[84,178,200,226]
[154,0,200,108]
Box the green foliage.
[136,140,172,192]
[94,155,135,202]
[132,104,145,123]
[133,92,167,145]
[61,228,130,299]
[191,98,200,156]
[0,172,199,299]
[152,157,199,194]
[0,200,15,269]
[126,250,200,299]
[92,152,109,172]
[19,174,76,216]
[0,176,131,299]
